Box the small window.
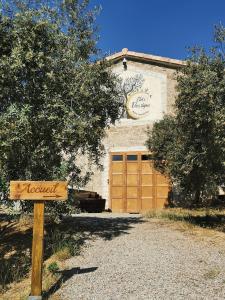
[127,155,137,161]
[141,154,152,160]
[112,155,123,161]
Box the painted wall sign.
[10,181,68,201]
[126,92,151,119]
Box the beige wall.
[84,59,178,208]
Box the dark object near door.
[72,190,106,213]
[79,198,106,213]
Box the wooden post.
[30,201,45,298]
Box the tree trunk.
[194,190,201,206]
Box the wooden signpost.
[9,181,68,300]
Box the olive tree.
[146,24,225,207]
[0,0,122,215]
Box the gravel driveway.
[53,213,225,300]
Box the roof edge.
[106,48,185,68]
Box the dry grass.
[55,248,71,261]
[145,207,225,231]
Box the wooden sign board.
[10,181,68,201]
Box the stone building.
[85,48,185,213]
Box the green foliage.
[0,1,122,215]
[146,115,178,175]
[47,261,59,274]
[146,24,225,207]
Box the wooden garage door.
[110,152,170,213]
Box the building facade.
[85,48,185,213]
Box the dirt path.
[52,213,225,300]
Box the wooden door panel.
[142,186,153,197]
[127,187,138,198]
[127,199,139,212]
[112,162,123,173]
[141,174,153,185]
[112,174,123,186]
[127,174,138,186]
[141,198,154,211]
[111,187,123,198]
[155,174,169,185]
[111,199,124,212]
[141,162,154,173]
[141,161,169,210]
[156,186,169,198]
[155,198,168,209]
[127,163,138,173]
[110,153,125,212]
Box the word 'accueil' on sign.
[126,91,151,119]
[10,181,68,201]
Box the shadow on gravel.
[43,266,98,299]
[63,214,146,240]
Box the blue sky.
[90,0,225,60]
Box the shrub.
[47,262,59,275]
